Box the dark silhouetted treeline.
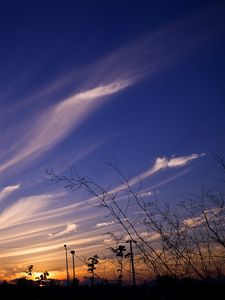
[1,277,225,300]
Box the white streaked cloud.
[113,153,206,192]
[140,231,160,242]
[183,207,223,229]
[0,184,20,202]
[0,199,110,246]
[167,154,206,167]
[135,153,206,183]
[140,191,153,197]
[183,216,204,228]
[22,154,204,227]
[0,232,106,259]
[0,153,201,235]
[95,221,114,228]
[0,193,55,229]
[0,221,72,244]
[48,222,77,238]
[0,81,130,174]
[146,168,190,191]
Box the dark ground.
[0,279,225,300]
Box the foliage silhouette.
[35,271,49,287]
[109,245,126,286]
[25,265,33,277]
[87,255,99,286]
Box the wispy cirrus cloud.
[0,184,20,202]
[0,206,105,247]
[0,193,55,229]
[140,231,160,242]
[0,81,130,174]
[183,207,223,229]
[95,221,114,228]
[48,222,77,238]
[138,153,206,180]
[113,153,206,192]
[142,168,190,193]
[1,154,201,231]
[0,229,108,259]
[0,3,222,175]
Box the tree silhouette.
[87,255,99,286]
[35,271,49,286]
[25,265,33,277]
[109,245,126,286]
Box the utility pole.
[64,244,69,285]
[126,240,137,287]
[70,250,75,280]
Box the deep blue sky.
[0,0,225,280]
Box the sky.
[0,0,225,281]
